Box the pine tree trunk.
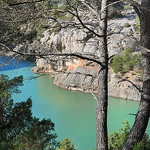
[123,1,150,149]
[96,0,108,149]
[96,67,108,150]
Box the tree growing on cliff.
[0,74,59,149]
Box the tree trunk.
[96,0,108,149]
[123,1,150,149]
[97,68,108,150]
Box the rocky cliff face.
[35,13,139,69]
[53,67,141,101]
[53,66,99,93]
[33,13,141,101]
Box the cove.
[0,57,150,150]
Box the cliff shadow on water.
[0,56,35,71]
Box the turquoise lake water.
[0,56,150,150]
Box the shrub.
[86,61,93,66]
[111,49,142,74]
[57,137,75,150]
[137,70,143,81]
[123,23,130,28]
[111,54,123,74]
[133,15,140,31]
[133,53,142,70]
[108,120,150,150]
[122,49,134,72]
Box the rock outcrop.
[53,66,99,93]
[53,67,141,101]
[35,13,139,69]
[33,13,141,101]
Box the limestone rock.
[53,66,141,101]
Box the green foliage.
[108,120,150,150]
[111,49,142,74]
[108,3,123,19]
[0,141,9,150]
[86,61,93,66]
[30,0,74,38]
[0,74,23,100]
[14,118,58,150]
[137,69,143,81]
[123,23,130,28]
[111,54,123,74]
[122,49,134,71]
[123,4,131,10]
[0,75,59,149]
[58,137,75,150]
[36,0,52,11]
[133,15,140,31]
[133,134,150,150]
[108,120,130,150]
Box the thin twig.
[90,91,98,103]
[129,113,137,116]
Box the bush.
[133,15,140,31]
[123,23,130,28]
[122,49,135,72]
[108,3,123,19]
[108,120,150,150]
[57,137,75,150]
[137,69,143,81]
[111,49,142,74]
[111,54,123,74]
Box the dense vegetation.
[111,49,142,79]
[108,121,150,150]
[0,75,59,149]
[58,137,75,150]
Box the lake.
[0,56,149,150]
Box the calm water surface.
[0,56,149,150]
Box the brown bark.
[123,1,150,149]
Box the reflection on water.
[0,57,149,150]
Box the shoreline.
[32,66,141,102]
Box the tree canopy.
[0,75,59,149]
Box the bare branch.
[106,0,123,9]
[118,79,142,93]
[8,0,46,6]
[66,0,105,38]
[75,13,105,38]
[140,45,150,53]
[108,55,114,61]
[0,43,106,68]
[79,0,98,16]
[90,91,98,103]
[133,5,141,17]
[126,0,150,12]
[51,70,97,78]
[129,113,137,116]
